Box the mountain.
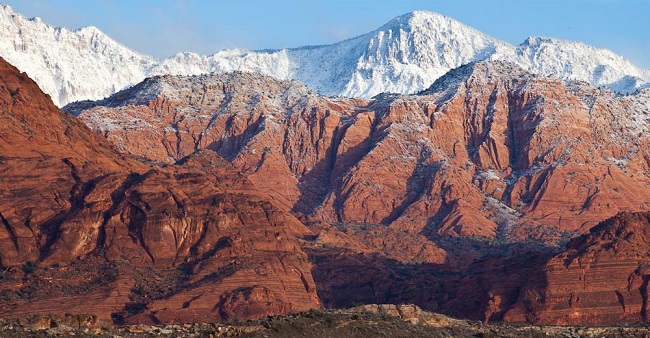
[66,62,650,324]
[4,49,650,326]
[1,5,648,107]
[66,61,650,244]
[0,56,321,323]
[0,5,155,107]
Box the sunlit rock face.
[69,62,650,245]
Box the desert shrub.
[21,261,38,274]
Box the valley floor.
[2,305,650,338]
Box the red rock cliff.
[505,212,650,325]
[67,63,650,244]
[0,57,321,324]
[64,63,650,325]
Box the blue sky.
[4,0,650,68]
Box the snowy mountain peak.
[521,36,563,46]
[76,25,103,36]
[372,10,503,53]
[380,10,452,29]
[0,4,13,14]
[511,36,648,92]
[0,5,156,106]
[0,6,648,106]
[336,10,508,98]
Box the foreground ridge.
[2,305,650,337]
[0,56,321,323]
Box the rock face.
[67,62,650,245]
[506,212,650,325]
[0,57,321,323]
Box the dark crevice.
[62,158,80,183]
[185,194,229,261]
[0,212,19,252]
[640,275,650,321]
[380,149,442,225]
[206,114,264,161]
[39,160,110,260]
[96,172,149,253]
[331,109,385,222]
[126,204,155,264]
[505,100,519,170]
[171,112,186,159]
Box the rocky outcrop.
[67,62,650,244]
[0,57,321,323]
[505,212,650,325]
[347,304,469,327]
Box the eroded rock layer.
[0,57,321,323]
[506,212,650,325]
[3,55,650,326]
[63,62,650,325]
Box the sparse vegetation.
[21,261,38,274]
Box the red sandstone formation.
[3,54,650,326]
[67,62,650,245]
[505,212,650,325]
[0,57,321,323]
[64,62,650,326]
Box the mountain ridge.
[2,42,650,325]
[1,4,648,107]
[67,59,650,241]
[0,55,323,323]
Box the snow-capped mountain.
[0,5,156,106]
[1,5,648,107]
[510,37,649,93]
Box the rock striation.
[3,52,650,326]
[506,212,650,325]
[0,57,321,324]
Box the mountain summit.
[0,5,648,106]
